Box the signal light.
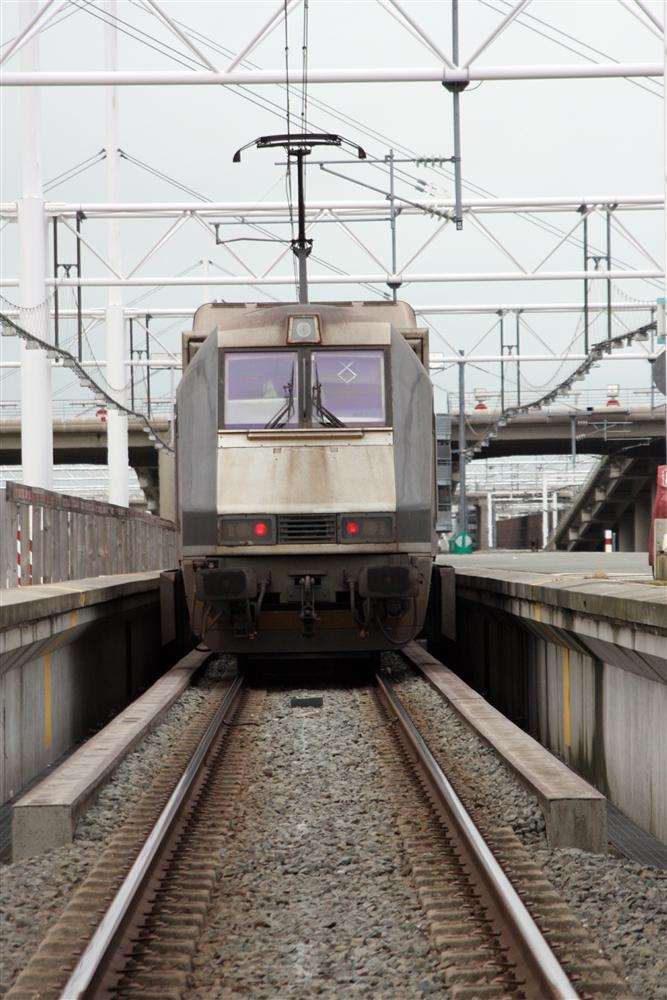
[253,520,269,538]
[345,520,360,536]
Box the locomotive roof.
[191,300,417,334]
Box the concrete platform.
[402,641,607,853]
[11,648,211,860]
[1,573,165,813]
[436,551,667,845]
[442,552,666,674]
[441,551,652,575]
[1,572,161,639]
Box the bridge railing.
[0,482,177,589]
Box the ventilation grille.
[277,514,337,544]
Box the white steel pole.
[202,257,211,303]
[487,491,494,549]
[18,0,52,490]
[551,490,558,533]
[542,476,549,549]
[664,1,667,462]
[105,2,129,507]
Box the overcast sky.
[1,0,664,416]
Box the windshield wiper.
[312,379,346,428]
[264,380,294,429]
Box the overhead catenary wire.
[117,0,660,297]
[480,0,663,99]
[0,0,93,55]
[0,305,172,450]
[282,0,299,293]
[43,149,107,193]
[300,0,309,134]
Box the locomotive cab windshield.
[221,347,389,430]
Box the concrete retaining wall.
[0,574,163,807]
[439,599,667,842]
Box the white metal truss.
[0,0,664,500]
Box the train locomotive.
[174,299,437,656]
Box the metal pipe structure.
[294,149,310,304]
[2,194,659,218]
[582,210,589,352]
[430,353,657,363]
[664,0,667,462]
[0,354,660,370]
[0,269,660,288]
[448,0,465,231]
[0,302,656,318]
[52,215,59,348]
[516,310,521,407]
[606,209,613,340]
[0,0,55,68]
[552,490,559,533]
[75,211,82,359]
[387,148,398,302]
[129,317,135,411]
[499,311,505,413]
[104,1,129,507]
[486,490,494,549]
[18,0,52,491]
[145,313,152,418]
[2,63,662,86]
[458,351,468,536]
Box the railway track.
[9,668,625,999]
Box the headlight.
[339,514,395,543]
[218,515,276,545]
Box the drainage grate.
[278,514,337,544]
[290,696,324,708]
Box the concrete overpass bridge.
[0,419,172,514]
[1,401,664,526]
[451,405,665,461]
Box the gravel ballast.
[387,652,667,1000]
[3,650,665,999]
[188,683,446,998]
[0,655,235,996]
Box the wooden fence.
[0,482,177,589]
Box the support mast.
[18,0,52,490]
[105,0,129,506]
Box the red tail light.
[253,520,269,538]
[340,514,395,543]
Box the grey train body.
[176,300,437,656]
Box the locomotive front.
[176,301,436,656]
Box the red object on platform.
[605,398,620,406]
[648,465,667,567]
[474,401,488,410]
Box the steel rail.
[374,672,579,1000]
[60,672,245,1000]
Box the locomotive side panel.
[391,330,436,547]
[177,329,218,551]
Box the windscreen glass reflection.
[311,351,386,425]
[224,352,298,429]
